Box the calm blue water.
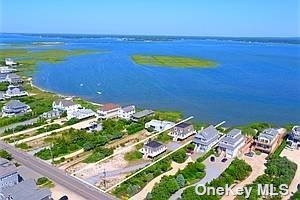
[1,33,300,125]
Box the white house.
[118,105,135,120]
[97,103,121,119]
[67,108,96,120]
[193,125,220,152]
[217,129,245,158]
[145,119,175,132]
[0,67,17,74]
[4,85,28,98]
[287,126,300,149]
[140,140,167,158]
[5,58,17,66]
[169,122,195,141]
[0,158,19,190]
[41,110,62,120]
[52,99,81,113]
[255,128,280,154]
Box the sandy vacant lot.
[50,184,86,200]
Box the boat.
[97,91,102,95]
[80,83,84,86]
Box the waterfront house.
[4,85,28,98]
[5,58,17,66]
[97,103,121,119]
[41,110,62,120]
[169,122,195,141]
[118,105,136,120]
[140,140,167,158]
[255,128,281,154]
[0,158,19,190]
[217,129,246,158]
[2,100,31,117]
[5,73,23,84]
[287,126,300,149]
[131,109,154,122]
[0,67,17,74]
[145,119,175,132]
[52,99,81,113]
[0,74,6,82]
[193,125,220,152]
[67,108,96,120]
[1,179,52,200]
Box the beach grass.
[0,48,95,76]
[132,55,216,68]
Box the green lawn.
[132,55,216,68]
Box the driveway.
[222,153,267,200]
[170,155,232,200]
[281,148,300,200]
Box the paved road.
[0,140,117,200]
[0,117,39,134]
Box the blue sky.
[1,0,299,37]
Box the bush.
[171,149,187,163]
[0,150,12,160]
[36,177,49,185]
[83,147,113,163]
[124,150,143,161]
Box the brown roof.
[100,103,120,111]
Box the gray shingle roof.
[176,122,192,129]
[122,105,135,113]
[132,109,154,119]
[258,128,279,141]
[5,100,28,109]
[1,179,51,200]
[194,125,220,145]
[0,158,18,178]
[54,99,76,107]
[218,129,245,150]
[145,140,163,148]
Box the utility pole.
[49,143,54,164]
[103,168,107,189]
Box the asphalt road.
[0,140,117,200]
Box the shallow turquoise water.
[1,34,300,125]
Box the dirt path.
[130,157,193,200]
[0,118,66,140]
[281,148,300,200]
[222,153,267,200]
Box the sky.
[0,0,299,37]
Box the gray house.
[5,85,28,98]
[6,73,23,84]
[255,128,280,154]
[131,109,154,122]
[287,126,300,149]
[194,125,220,152]
[217,129,245,158]
[2,100,31,117]
[169,122,195,141]
[41,110,62,120]
[0,158,19,191]
[1,179,52,200]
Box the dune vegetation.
[132,55,216,68]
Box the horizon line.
[1,32,299,39]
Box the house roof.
[176,122,192,129]
[0,158,18,178]
[218,129,244,149]
[54,99,77,107]
[7,73,21,79]
[0,92,4,99]
[292,126,300,135]
[6,85,25,93]
[132,109,154,119]
[122,105,135,113]
[145,140,164,148]
[1,179,51,200]
[258,128,279,141]
[194,125,220,142]
[146,119,175,128]
[100,103,120,111]
[4,100,29,109]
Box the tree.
[176,174,186,188]
[171,149,187,163]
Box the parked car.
[245,151,254,157]
[221,158,228,162]
[59,196,68,200]
[210,156,215,162]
